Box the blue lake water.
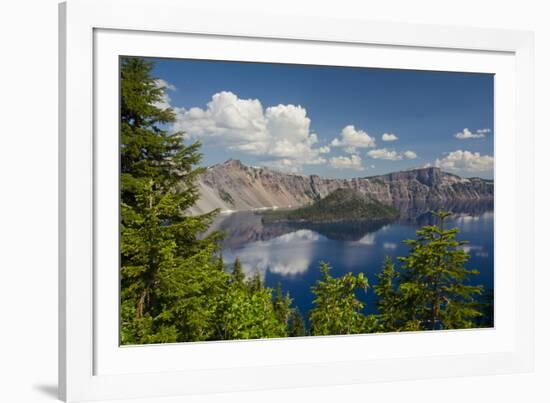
[211,201,494,318]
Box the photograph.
[2,0,544,401]
[119,56,495,345]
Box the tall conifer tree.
[373,256,403,332]
[397,211,483,330]
[119,57,224,344]
[273,283,293,328]
[288,309,306,337]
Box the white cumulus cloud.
[381,133,399,142]
[403,150,418,159]
[435,150,494,172]
[329,154,364,170]
[153,79,176,110]
[455,128,490,140]
[170,91,327,171]
[367,148,402,160]
[262,158,303,174]
[330,125,376,153]
[155,78,176,91]
[367,148,418,161]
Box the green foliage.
[393,210,483,330]
[120,56,227,344]
[119,56,490,343]
[119,57,288,344]
[473,288,494,328]
[273,283,293,329]
[215,280,287,340]
[262,188,399,223]
[288,309,307,337]
[309,262,371,335]
[373,256,403,332]
[246,271,263,294]
[231,258,245,285]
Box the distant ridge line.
[189,159,493,215]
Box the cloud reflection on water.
[223,229,325,279]
[383,242,398,250]
[453,211,494,226]
[458,244,490,258]
[356,233,376,245]
[217,205,493,282]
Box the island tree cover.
[262,188,399,224]
[120,57,490,345]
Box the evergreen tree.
[373,256,403,332]
[272,283,293,328]
[231,257,245,285]
[118,56,487,344]
[396,210,483,330]
[309,262,370,335]
[215,281,287,340]
[473,288,494,328]
[119,57,224,344]
[246,270,263,294]
[288,309,306,337]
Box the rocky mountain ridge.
[188,159,493,215]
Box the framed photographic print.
[59,0,534,401]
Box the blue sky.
[148,57,494,179]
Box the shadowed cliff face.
[188,159,493,215]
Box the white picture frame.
[59,0,534,401]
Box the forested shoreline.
[120,57,492,345]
